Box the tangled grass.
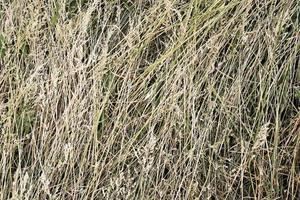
[0,0,300,199]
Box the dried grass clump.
[0,0,299,199]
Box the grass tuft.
[0,0,299,199]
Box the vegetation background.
[0,0,299,199]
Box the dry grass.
[0,0,300,199]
